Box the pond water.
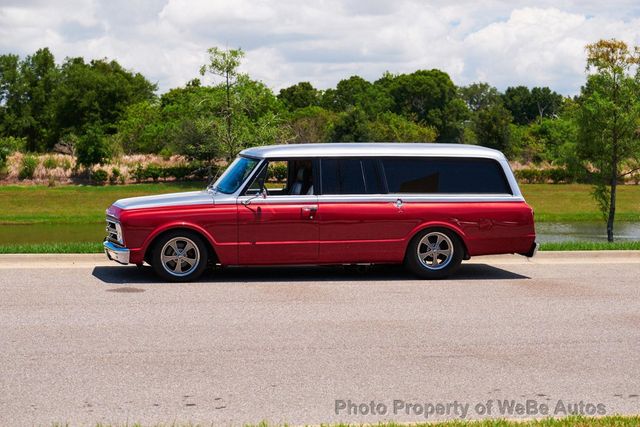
[535,221,640,243]
[0,223,104,245]
[0,221,638,246]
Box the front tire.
[152,230,208,282]
[404,228,463,279]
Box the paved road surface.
[1,252,639,426]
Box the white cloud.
[1,1,640,95]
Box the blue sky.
[1,0,639,95]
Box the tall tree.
[55,57,156,141]
[473,103,513,154]
[199,47,245,161]
[530,87,563,122]
[278,82,320,111]
[503,85,563,124]
[577,39,640,242]
[503,86,535,125]
[459,82,501,112]
[0,49,59,150]
[386,69,468,142]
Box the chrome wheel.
[416,231,454,270]
[160,237,200,277]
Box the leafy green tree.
[287,106,337,143]
[459,82,501,112]
[322,75,393,117]
[75,124,111,168]
[368,112,437,142]
[577,39,640,242]
[199,47,245,161]
[503,86,535,125]
[322,75,371,111]
[386,70,469,142]
[530,87,563,122]
[0,49,59,151]
[0,54,20,138]
[114,100,168,154]
[278,82,320,110]
[55,57,156,140]
[331,107,370,142]
[473,103,513,155]
[503,85,563,125]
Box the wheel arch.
[404,222,470,260]
[142,223,219,265]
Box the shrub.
[61,158,72,171]
[547,167,572,184]
[145,164,162,182]
[91,169,108,185]
[159,146,173,160]
[43,156,58,170]
[19,155,39,180]
[76,126,111,168]
[131,163,145,182]
[109,167,121,185]
[0,136,26,169]
[268,163,288,182]
[167,165,194,180]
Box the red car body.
[104,143,536,280]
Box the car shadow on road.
[92,263,529,285]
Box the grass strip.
[539,241,640,251]
[0,241,103,254]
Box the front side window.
[214,156,260,194]
[244,159,315,196]
[381,157,512,194]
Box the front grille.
[106,217,121,244]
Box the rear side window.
[321,158,384,194]
[381,157,512,194]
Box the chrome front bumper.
[103,240,130,265]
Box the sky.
[1,0,640,95]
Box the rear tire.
[151,230,208,282]
[404,228,463,279]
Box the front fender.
[139,221,219,259]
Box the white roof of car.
[241,143,506,160]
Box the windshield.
[212,156,260,194]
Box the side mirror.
[242,181,268,206]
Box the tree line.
[1,40,639,240]
[0,46,573,165]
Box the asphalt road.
[1,252,639,426]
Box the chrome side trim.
[316,194,524,203]
[231,194,524,205]
[236,195,319,204]
[104,240,130,265]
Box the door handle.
[301,205,318,220]
[395,198,403,209]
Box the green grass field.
[0,182,638,225]
[520,184,640,222]
[0,182,202,224]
